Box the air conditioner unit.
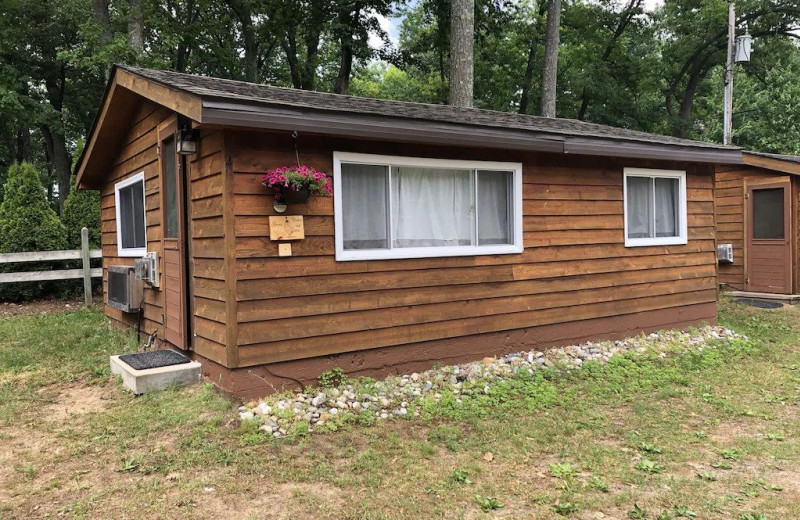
[135,252,160,288]
[108,265,143,313]
[717,243,734,264]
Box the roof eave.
[742,152,800,175]
[75,67,205,189]
[201,99,742,165]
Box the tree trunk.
[449,0,474,107]
[518,2,548,114]
[577,0,641,120]
[282,33,303,89]
[15,128,32,164]
[128,0,145,55]
[92,0,113,45]
[334,38,354,94]
[540,0,561,118]
[39,125,71,209]
[227,0,258,82]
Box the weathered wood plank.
[0,268,102,284]
[0,249,102,263]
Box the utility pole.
[723,1,735,145]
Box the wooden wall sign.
[269,215,305,241]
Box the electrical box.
[717,243,734,264]
[134,252,160,288]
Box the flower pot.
[279,187,311,204]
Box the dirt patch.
[40,382,115,422]
[0,296,90,318]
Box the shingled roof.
[121,65,733,152]
[75,65,743,188]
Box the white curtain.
[654,177,679,237]
[626,176,653,239]
[341,163,389,249]
[477,170,512,244]
[392,167,474,247]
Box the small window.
[624,168,687,247]
[114,172,147,257]
[334,152,523,261]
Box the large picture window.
[114,172,147,257]
[623,168,687,247]
[333,152,523,261]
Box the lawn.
[1,301,800,519]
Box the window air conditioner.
[108,265,143,313]
[717,244,734,264]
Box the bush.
[0,162,68,301]
[61,175,100,249]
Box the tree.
[540,0,561,117]
[449,0,474,106]
[0,162,67,301]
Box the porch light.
[176,127,198,155]
[735,33,752,63]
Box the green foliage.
[475,495,503,512]
[635,459,664,474]
[553,501,579,516]
[318,367,348,388]
[549,462,578,479]
[628,504,648,519]
[0,162,67,301]
[450,469,472,485]
[61,175,100,249]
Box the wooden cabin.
[75,65,742,397]
[715,152,800,296]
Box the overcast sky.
[370,0,666,49]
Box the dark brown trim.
[201,102,567,154]
[743,152,800,176]
[201,101,742,165]
[565,138,743,165]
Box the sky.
[369,0,666,50]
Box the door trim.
[157,116,190,349]
[745,179,792,294]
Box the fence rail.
[0,227,102,306]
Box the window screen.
[753,188,785,239]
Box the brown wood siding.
[186,130,227,363]
[714,165,797,292]
[101,99,228,364]
[100,100,168,335]
[229,131,718,368]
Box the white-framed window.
[333,152,524,261]
[623,167,688,247]
[114,172,147,257]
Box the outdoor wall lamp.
[176,126,198,155]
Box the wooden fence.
[0,227,102,306]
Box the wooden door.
[159,119,189,349]
[746,181,792,294]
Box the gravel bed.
[239,326,745,437]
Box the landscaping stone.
[238,326,746,437]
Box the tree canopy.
[2,0,800,210]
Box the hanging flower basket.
[262,165,332,204]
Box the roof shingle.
[119,65,735,152]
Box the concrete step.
[110,352,202,395]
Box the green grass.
[1,301,800,519]
[0,308,136,424]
